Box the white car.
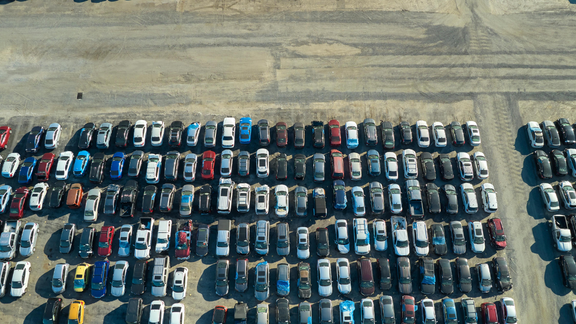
[468,221,485,253]
[236,183,250,213]
[2,153,20,178]
[348,152,362,180]
[96,123,112,149]
[220,149,233,177]
[527,121,545,148]
[460,183,479,214]
[373,219,387,251]
[29,182,49,211]
[416,120,430,148]
[384,152,399,181]
[501,298,518,324]
[361,299,376,324]
[217,178,234,214]
[182,153,197,182]
[274,185,289,217]
[560,181,576,209]
[150,121,165,147]
[412,221,429,256]
[55,151,74,180]
[402,149,418,179]
[149,300,165,324]
[146,154,162,184]
[111,261,129,297]
[255,185,270,215]
[567,148,576,177]
[477,263,492,293]
[51,263,70,294]
[473,152,489,180]
[388,184,403,214]
[10,261,31,297]
[317,259,333,297]
[117,224,133,257]
[351,186,366,216]
[19,222,39,257]
[392,216,410,256]
[457,152,474,181]
[466,121,481,146]
[296,227,310,259]
[335,220,350,254]
[172,267,188,301]
[133,120,148,147]
[84,188,101,222]
[420,299,437,324]
[481,183,498,213]
[336,258,352,295]
[0,185,12,213]
[221,117,236,148]
[44,123,62,149]
[432,122,447,147]
[540,183,560,212]
[186,122,201,147]
[345,121,359,149]
[256,149,269,178]
[170,304,185,324]
[354,218,371,255]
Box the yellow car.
[68,300,85,324]
[73,263,92,293]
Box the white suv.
[353,218,370,255]
[412,221,429,256]
[256,149,269,178]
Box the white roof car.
[146,154,162,184]
[10,261,31,297]
[111,260,129,297]
[420,299,436,323]
[133,120,148,147]
[351,186,366,216]
[560,181,576,209]
[466,121,481,146]
[170,303,185,324]
[336,258,352,295]
[44,123,62,149]
[348,152,362,180]
[84,188,101,222]
[345,121,359,149]
[468,221,485,253]
[354,218,371,255]
[220,150,233,177]
[539,183,560,212]
[186,122,201,147]
[275,185,289,217]
[183,153,197,182]
[150,121,165,147]
[217,178,234,214]
[0,185,11,213]
[457,152,474,181]
[432,122,447,147]
[460,183,478,214]
[256,148,269,178]
[501,297,518,324]
[527,121,544,148]
[473,152,489,180]
[567,148,576,177]
[317,259,333,297]
[402,149,418,179]
[172,267,188,301]
[255,185,270,215]
[19,222,39,257]
[373,219,388,251]
[222,117,236,148]
[481,183,498,213]
[149,300,165,324]
[477,263,492,293]
[361,299,376,324]
[296,227,310,259]
[416,120,430,148]
[29,182,49,211]
[388,184,403,214]
[2,153,20,178]
[384,152,399,181]
[335,220,350,254]
[55,151,74,180]
[118,224,132,257]
[412,221,429,256]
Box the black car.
[550,149,568,176]
[78,227,95,259]
[312,121,325,148]
[316,228,329,257]
[419,257,435,295]
[426,183,441,214]
[276,153,288,180]
[78,123,95,150]
[167,121,183,147]
[159,183,175,213]
[400,121,412,145]
[276,298,290,324]
[25,126,44,153]
[215,260,230,296]
[430,224,447,256]
[131,259,150,295]
[450,121,465,146]
[49,181,68,208]
[557,118,576,145]
[89,152,106,183]
[127,150,144,178]
[294,154,306,180]
[420,152,436,181]
[59,223,76,254]
[443,184,458,214]
[533,150,553,179]
[115,120,132,148]
[438,154,454,181]
[437,259,453,295]
[381,121,395,150]
[199,184,212,214]
[42,297,62,324]
[364,118,378,146]
[294,122,305,149]
[104,184,121,214]
[164,151,180,181]
[492,257,513,291]
[119,180,139,218]
[455,258,472,293]
[258,119,270,146]
[141,185,157,214]
[125,297,143,324]
[196,224,210,257]
[377,258,392,290]
[560,255,576,289]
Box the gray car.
[313,153,325,182]
[128,151,144,178]
[258,119,270,146]
[236,223,250,255]
[159,184,175,213]
[379,296,395,324]
[299,301,312,324]
[443,184,458,214]
[364,118,378,146]
[215,259,229,296]
[103,184,120,215]
[295,186,308,217]
[196,224,210,257]
[450,221,467,255]
[276,223,290,256]
[367,150,381,176]
[294,122,305,149]
[96,123,113,149]
[238,151,250,176]
[319,299,333,324]
[397,257,412,294]
[59,223,76,254]
[235,258,248,292]
[369,182,385,214]
[204,121,217,148]
[255,261,270,301]
[164,151,180,181]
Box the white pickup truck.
[391,216,410,256]
[134,217,154,259]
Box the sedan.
[117,224,132,257]
[221,117,236,148]
[557,118,576,145]
[426,183,441,213]
[366,150,380,176]
[133,120,147,147]
[110,152,125,180]
[201,151,216,180]
[466,121,481,146]
[348,152,362,180]
[186,122,201,146]
[416,120,430,148]
[127,151,144,178]
[239,117,252,145]
[168,121,184,147]
[472,151,489,179]
[312,121,325,148]
[456,258,472,293]
[60,223,76,254]
[73,151,90,177]
[97,226,115,258]
[333,180,347,210]
[351,186,366,216]
[115,120,132,148]
[420,152,436,181]
[402,149,418,179]
[313,153,325,182]
[450,121,465,146]
[220,150,233,177]
[487,218,507,249]
[384,152,399,181]
[18,157,36,185]
[335,220,350,254]
[294,154,306,180]
[373,219,387,251]
[438,154,454,180]
[48,181,67,208]
[431,224,447,255]
[54,152,74,181]
[329,119,341,146]
[450,221,467,255]
[237,151,250,177]
[296,227,310,259]
[442,299,458,324]
[89,153,106,183]
[294,122,305,149]
[29,182,49,211]
[460,183,478,214]
[539,183,560,212]
[542,120,561,147]
[295,186,308,217]
[432,122,447,147]
[180,184,194,217]
[45,123,62,149]
[477,263,493,293]
[551,149,569,176]
[145,154,162,184]
[95,123,112,149]
[560,181,576,209]
[25,126,44,153]
[9,187,30,219]
[457,152,474,181]
[345,121,359,149]
[481,183,498,213]
[370,182,385,214]
[317,259,333,297]
[388,184,402,214]
[159,184,176,213]
[51,263,70,294]
[0,185,12,213]
[103,184,120,215]
[363,118,378,146]
[163,151,180,181]
[172,267,188,300]
[397,257,412,294]
[2,153,20,178]
[274,185,289,217]
[381,121,395,149]
[534,150,553,179]
[527,121,545,148]
[400,121,412,145]
[141,185,157,214]
[150,121,165,146]
[336,258,352,294]
[110,261,129,297]
[36,153,55,181]
[468,221,485,253]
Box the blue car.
[239,117,252,145]
[73,151,90,177]
[18,157,36,184]
[442,298,458,324]
[333,180,347,210]
[186,122,201,147]
[91,260,110,298]
[110,152,126,180]
[25,126,44,153]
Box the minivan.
[276,223,290,256]
[125,297,143,324]
[131,259,150,295]
[151,256,170,297]
[377,258,392,290]
[236,223,250,255]
[357,257,375,296]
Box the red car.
[97,226,115,257]
[330,149,344,179]
[201,151,216,180]
[212,305,227,324]
[0,126,12,149]
[329,119,341,146]
[35,153,55,181]
[276,122,288,147]
[481,302,498,324]
[9,187,30,219]
[175,220,193,260]
[487,218,507,249]
[401,295,416,324]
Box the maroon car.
[481,302,498,324]
[276,122,288,147]
[35,153,55,182]
[329,119,341,146]
[97,226,115,257]
[175,220,193,260]
[0,126,12,150]
[9,187,30,219]
[487,218,507,249]
[401,295,416,324]
[357,257,375,296]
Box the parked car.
[196,224,210,257]
[19,222,39,257]
[493,256,513,291]
[115,120,132,148]
[416,120,430,148]
[456,258,472,293]
[431,224,448,255]
[29,182,49,211]
[312,120,325,148]
[534,150,553,179]
[450,121,465,146]
[276,122,288,147]
[438,259,454,295]
[237,151,250,177]
[468,221,486,253]
[317,259,333,297]
[297,262,312,299]
[18,157,36,185]
[11,261,31,297]
[25,126,44,153]
[133,120,147,147]
[345,121,359,149]
[329,119,341,146]
[182,153,198,183]
[487,218,507,249]
[420,152,436,181]
[235,259,249,292]
[198,184,212,214]
[96,123,112,149]
[450,221,467,255]
[89,153,106,183]
[256,149,269,178]
[258,119,270,146]
[370,182,386,214]
[215,260,230,296]
[91,260,110,298]
[296,227,310,259]
[186,122,200,147]
[78,228,95,259]
[150,121,165,146]
[400,121,412,145]
[168,121,184,147]
[97,226,114,257]
[127,151,144,178]
[348,152,362,180]
[542,120,561,147]
[316,227,330,257]
[294,122,305,149]
[336,258,352,294]
[110,261,129,297]
[477,263,493,293]
[239,117,252,145]
[2,153,20,178]
[45,123,62,149]
[397,257,412,294]
[255,261,270,301]
[59,223,76,254]
[526,121,545,148]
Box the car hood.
[20,246,34,256]
[395,245,410,256]
[558,241,572,252]
[399,282,412,294]
[453,244,466,254]
[255,290,269,301]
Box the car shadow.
[102,304,126,323]
[526,186,547,220]
[43,229,64,261]
[521,154,539,187]
[22,303,45,323]
[196,262,219,301]
[34,268,56,299]
[544,258,571,296]
[530,221,557,262]
[197,309,215,323]
[559,302,574,324]
[514,125,532,156]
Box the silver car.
[370,182,385,214]
[276,223,290,256]
[295,186,308,217]
[236,183,251,213]
[254,262,270,301]
[183,153,197,182]
[96,123,112,149]
[111,260,129,297]
[204,121,217,148]
[367,150,381,176]
[51,263,70,294]
[477,263,492,293]
[238,151,250,176]
[220,150,233,177]
[450,221,467,255]
[313,153,325,182]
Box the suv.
[255,261,270,301]
[354,218,370,255]
[357,258,375,296]
[151,256,170,297]
[254,220,270,255]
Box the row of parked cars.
[526,119,576,148]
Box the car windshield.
[416,240,428,248]
[397,240,409,248]
[91,282,104,290]
[33,186,44,193]
[149,157,159,163]
[20,240,31,248]
[112,279,123,288]
[399,276,410,284]
[360,281,374,288]
[473,236,484,244]
[98,241,109,248]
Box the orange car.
[67,183,83,209]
